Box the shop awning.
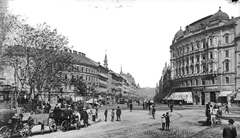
[167,92,193,103]
[234,92,240,100]
[218,91,233,97]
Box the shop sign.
[205,87,219,91]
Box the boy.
[161,114,166,130]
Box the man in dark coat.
[223,119,237,138]
[129,103,133,112]
[116,106,121,121]
[152,106,156,119]
[104,109,108,122]
[82,108,89,127]
[170,103,173,112]
[165,112,172,131]
[225,104,229,113]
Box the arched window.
[196,65,200,73]
[226,77,229,84]
[196,79,198,86]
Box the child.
[111,109,115,122]
[161,114,166,130]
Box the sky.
[8,0,240,88]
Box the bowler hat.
[228,119,235,123]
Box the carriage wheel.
[0,126,11,138]
[49,118,57,132]
[76,121,81,130]
[20,126,29,138]
[60,120,69,132]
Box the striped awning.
[218,91,233,97]
[167,92,193,103]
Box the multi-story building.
[169,7,240,106]
[42,49,100,103]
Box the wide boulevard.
[29,103,240,138]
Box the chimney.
[78,52,82,55]
[64,49,68,52]
[73,50,77,54]
[232,16,234,19]
[69,50,72,53]
[83,53,86,57]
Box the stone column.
[205,92,210,104]
[199,92,202,105]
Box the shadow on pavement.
[198,120,210,126]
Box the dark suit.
[116,109,121,121]
[223,124,237,138]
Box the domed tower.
[174,27,184,39]
[208,7,230,25]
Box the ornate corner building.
[169,7,240,105]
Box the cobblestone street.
[29,104,240,138]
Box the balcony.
[99,73,108,78]
[99,80,108,85]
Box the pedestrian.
[152,106,156,119]
[223,119,237,138]
[104,109,108,122]
[111,109,115,122]
[116,106,121,121]
[83,108,89,127]
[92,107,96,122]
[27,111,35,136]
[165,112,172,131]
[170,103,173,112]
[130,103,133,112]
[161,114,166,130]
[149,104,152,115]
[225,104,229,113]
[143,102,145,110]
[96,108,98,119]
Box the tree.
[71,76,87,96]
[3,14,73,105]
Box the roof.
[209,7,229,22]
[67,52,98,67]
[174,28,184,39]
[189,15,213,32]
[225,16,240,26]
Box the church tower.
[120,65,123,74]
[103,50,108,69]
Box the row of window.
[72,65,98,74]
[175,76,230,87]
[175,62,230,76]
[175,50,229,68]
[172,35,230,58]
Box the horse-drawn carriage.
[0,109,29,138]
[50,108,81,132]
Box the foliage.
[3,14,73,102]
[70,76,87,96]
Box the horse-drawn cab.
[50,107,81,132]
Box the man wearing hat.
[223,119,237,138]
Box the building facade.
[169,7,240,105]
